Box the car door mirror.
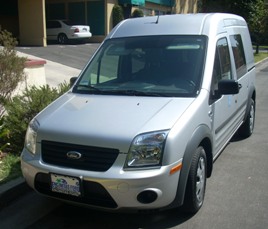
[70,77,78,87]
[218,79,239,95]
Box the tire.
[57,34,68,44]
[183,146,207,214]
[239,98,255,138]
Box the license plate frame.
[50,173,81,197]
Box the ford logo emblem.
[66,151,82,160]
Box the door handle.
[208,110,213,117]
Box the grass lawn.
[254,51,268,63]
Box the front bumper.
[21,148,181,211]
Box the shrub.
[132,9,144,18]
[0,116,10,155]
[112,5,124,27]
[0,153,21,184]
[0,30,26,118]
[0,29,17,49]
[3,83,70,154]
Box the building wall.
[175,0,198,14]
[18,0,46,46]
[46,0,106,42]
[14,0,198,46]
[137,2,172,16]
[0,0,19,37]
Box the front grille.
[41,140,119,172]
[35,173,118,208]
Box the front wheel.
[183,146,207,214]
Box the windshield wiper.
[73,87,169,97]
[105,90,168,97]
[73,84,102,93]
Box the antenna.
[155,15,160,24]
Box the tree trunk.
[255,44,259,54]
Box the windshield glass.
[73,35,207,97]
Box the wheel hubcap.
[196,157,205,202]
[249,104,255,133]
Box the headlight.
[125,130,169,168]
[25,119,39,154]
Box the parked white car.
[22,13,256,214]
[46,20,92,44]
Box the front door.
[209,37,237,157]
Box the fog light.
[137,190,158,204]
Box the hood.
[36,93,194,152]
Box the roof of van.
[108,13,247,39]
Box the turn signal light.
[170,162,182,175]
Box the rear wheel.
[57,33,68,44]
[239,98,255,138]
[183,146,207,213]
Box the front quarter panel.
[162,90,213,208]
[165,124,213,209]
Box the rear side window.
[230,35,247,79]
[46,21,61,29]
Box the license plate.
[51,174,81,197]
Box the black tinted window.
[46,21,61,29]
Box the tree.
[227,0,268,53]
[112,5,124,28]
[204,0,268,52]
[247,0,268,53]
[132,9,144,18]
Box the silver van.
[21,13,256,213]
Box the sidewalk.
[0,51,82,210]
[17,51,81,88]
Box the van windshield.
[73,35,207,97]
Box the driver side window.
[210,38,232,102]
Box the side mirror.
[70,77,78,87]
[218,79,240,95]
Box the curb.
[0,177,31,211]
[255,56,268,66]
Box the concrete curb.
[0,177,31,211]
[256,56,268,66]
